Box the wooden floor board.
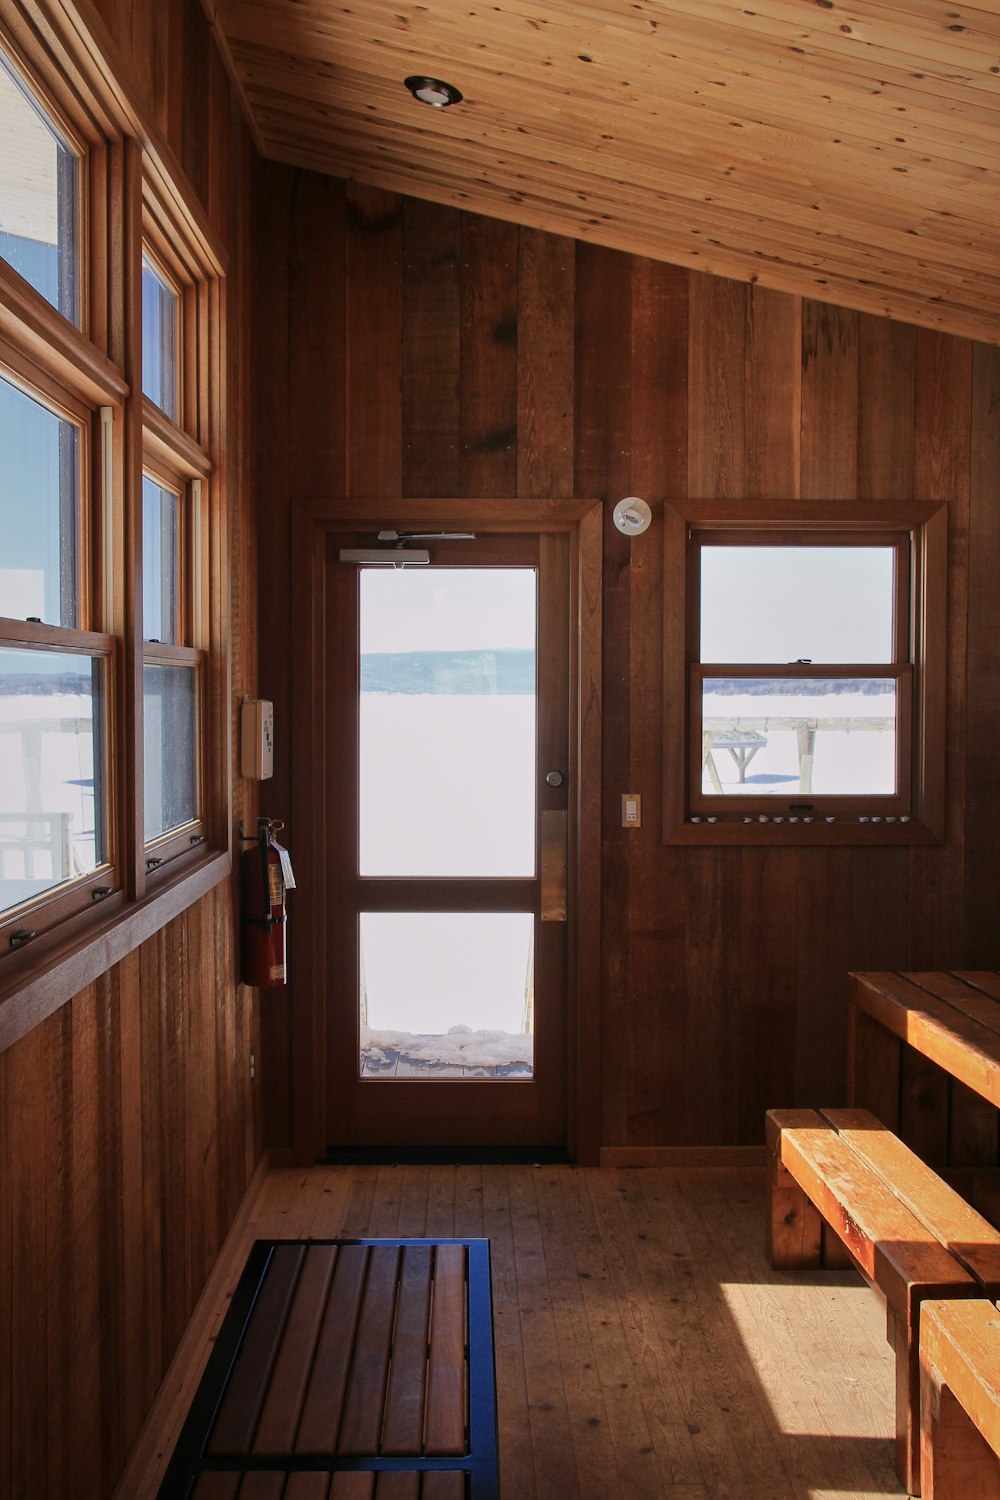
[560,1167,696,1498]
[118,1163,910,1500]
[695,1169,903,1499]
[609,1166,783,1499]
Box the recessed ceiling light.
[404,75,463,108]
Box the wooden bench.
[158,1238,500,1499]
[848,972,1000,1187]
[767,1107,1000,1495]
[919,1299,1000,1498]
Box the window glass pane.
[360,912,534,1079]
[0,50,78,322]
[141,254,178,420]
[700,547,895,664]
[701,677,897,796]
[359,569,537,877]
[142,477,179,643]
[0,647,104,914]
[0,374,78,626]
[144,663,196,839]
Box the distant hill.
[361,648,535,695]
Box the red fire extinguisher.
[240,816,293,987]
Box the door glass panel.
[359,568,536,876]
[700,546,895,663]
[359,912,534,1079]
[701,677,897,795]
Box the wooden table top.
[850,971,1000,1110]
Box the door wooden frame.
[287,497,603,1165]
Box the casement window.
[0,17,227,992]
[663,502,947,844]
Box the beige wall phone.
[240,698,274,780]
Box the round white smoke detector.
[612,497,652,536]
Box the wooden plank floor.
[117,1165,908,1500]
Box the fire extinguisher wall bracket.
[240,816,289,987]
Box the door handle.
[540,810,568,922]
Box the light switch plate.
[621,793,641,828]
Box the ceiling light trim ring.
[404,75,463,108]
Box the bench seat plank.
[425,1246,468,1456]
[902,974,1000,1037]
[849,973,1000,1108]
[339,1246,402,1455]
[297,1244,369,1454]
[767,1109,976,1319]
[330,1476,375,1498]
[239,1473,286,1499]
[920,1299,1000,1498]
[381,1246,434,1456]
[192,1477,241,1499]
[209,1244,307,1456]
[254,1244,338,1454]
[286,1476,336,1499]
[820,1109,1000,1296]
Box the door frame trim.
[287,497,604,1165]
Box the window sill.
[0,847,231,1054]
[664,816,942,846]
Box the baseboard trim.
[112,1150,272,1499]
[599,1145,767,1169]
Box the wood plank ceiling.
[206,0,1000,343]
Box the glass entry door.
[325,532,570,1150]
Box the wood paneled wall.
[0,4,260,1497]
[253,169,1000,1155]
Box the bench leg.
[889,1306,923,1495]
[767,1152,822,1268]
[920,1353,1000,1500]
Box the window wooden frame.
[136,179,225,886]
[0,0,230,1027]
[663,500,948,845]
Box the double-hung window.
[0,42,119,948]
[140,216,214,872]
[664,502,947,843]
[0,19,227,991]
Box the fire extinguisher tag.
[273,840,296,890]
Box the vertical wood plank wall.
[253,169,1000,1156]
[0,3,260,1497]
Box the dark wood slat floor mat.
[158,1239,499,1500]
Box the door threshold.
[321,1146,571,1166]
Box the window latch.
[9,929,37,948]
[146,856,164,871]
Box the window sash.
[141,247,180,423]
[688,664,913,817]
[689,530,912,668]
[0,44,81,327]
[142,645,204,861]
[0,629,117,943]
